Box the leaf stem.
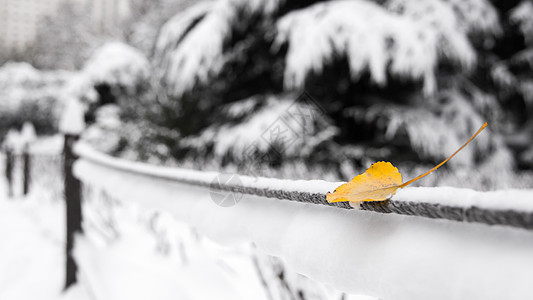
[399,122,488,188]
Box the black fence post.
[23,146,30,196]
[64,134,82,289]
[5,148,13,198]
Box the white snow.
[2,129,24,153]
[0,62,41,85]
[82,42,150,91]
[182,95,338,159]
[74,142,533,212]
[73,145,533,299]
[0,151,362,300]
[510,0,533,45]
[156,0,496,97]
[157,1,228,96]
[274,0,496,95]
[61,74,98,104]
[155,0,285,96]
[0,62,70,127]
[74,210,272,300]
[4,143,533,300]
[27,135,64,155]
[20,122,37,145]
[0,177,271,300]
[439,0,501,35]
[154,2,212,67]
[59,97,86,135]
[393,186,533,212]
[385,0,477,69]
[275,0,441,95]
[74,142,343,194]
[57,42,150,120]
[0,174,86,300]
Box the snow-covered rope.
[74,143,533,231]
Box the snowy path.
[0,195,87,300]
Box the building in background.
[92,0,131,34]
[0,0,131,54]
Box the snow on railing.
[73,143,533,230]
[71,142,533,299]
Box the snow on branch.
[59,42,150,110]
[181,95,338,161]
[156,0,496,97]
[154,0,284,96]
[385,0,476,69]
[510,0,533,46]
[275,0,494,95]
[157,2,230,96]
[359,104,468,165]
[349,89,497,168]
[430,0,501,36]
[0,62,70,128]
[0,62,41,86]
[83,42,150,91]
[491,49,533,108]
[153,2,212,70]
[275,0,440,94]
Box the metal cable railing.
[74,143,533,231]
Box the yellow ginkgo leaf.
[326,161,403,203]
[327,122,488,204]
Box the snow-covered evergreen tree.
[150,0,529,182]
[121,0,198,56]
[489,0,533,169]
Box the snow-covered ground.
[0,152,366,300]
[0,192,273,300]
[0,174,87,300]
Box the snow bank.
[74,208,272,300]
[73,146,533,300]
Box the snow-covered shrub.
[0,62,70,138]
[83,42,151,96]
[58,42,163,158]
[60,42,151,109]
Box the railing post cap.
[60,97,86,135]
